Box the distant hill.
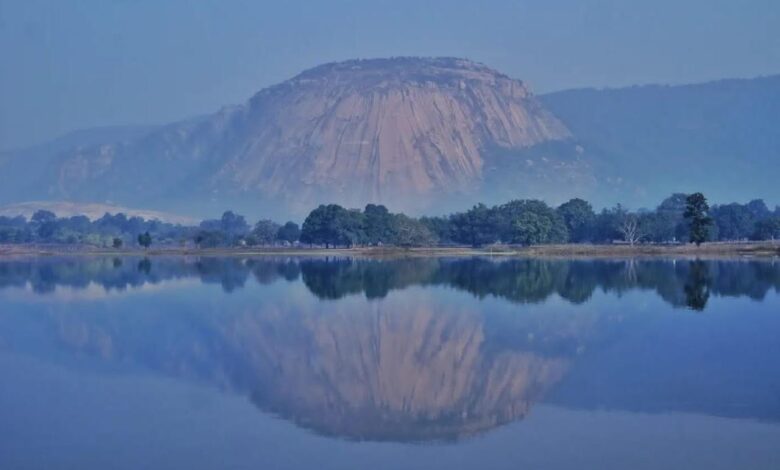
[0,201,196,225]
[0,124,158,208]
[540,75,780,208]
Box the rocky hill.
[3,59,777,218]
[0,58,588,218]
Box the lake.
[1,256,779,469]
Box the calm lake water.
[1,256,780,469]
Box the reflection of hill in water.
[26,296,587,441]
[2,256,779,310]
[2,257,780,440]
[233,304,569,441]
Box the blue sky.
[1,0,778,150]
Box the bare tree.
[618,213,642,245]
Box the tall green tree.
[684,193,712,246]
[752,217,780,240]
[276,221,301,244]
[300,204,365,248]
[363,204,395,245]
[512,211,552,245]
[31,209,58,240]
[450,203,497,247]
[652,193,690,242]
[301,205,331,247]
[497,200,568,245]
[137,231,152,248]
[251,219,281,245]
[556,198,595,242]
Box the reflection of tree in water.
[5,257,780,441]
[300,257,439,300]
[195,258,249,292]
[684,260,711,311]
[1,257,779,310]
[137,258,152,275]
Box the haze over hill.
[541,75,780,208]
[1,58,778,219]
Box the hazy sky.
[1,0,778,150]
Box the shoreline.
[1,242,779,259]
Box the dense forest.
[1,193,779,248]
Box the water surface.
[1,256,779,469]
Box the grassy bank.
[2,242,779,258]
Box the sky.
[1,0,778,150]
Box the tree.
[617,213,642,245]
[333,209,366,247]
[746,199,771,220]
[220,211,250,236]
[31,210,58,241]
[252,219,281,245]
[593,207,623,242]
[31,210,56,224]
[711,203,763,241]
[684,193,712,246]
[137,231,152,248]
[276,221,301,244]
[512,211,552,245]
[392,214,436,247]
[556,198,595,243]
[300,204,365,248]
[498,200,568,245]
[607,205,644,246]
[301,205,330,247]
[36,219,59,240]
[752,217,780,241]
[419,216,452,245]
[0,215,30,243]
[652,193,690,242]
[194,230,225,248]
[112,238,123,249]
[364,204,395,245]
[450,204,498,247]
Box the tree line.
[299,193,779,247]
[1,193,779,248]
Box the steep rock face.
[24,58,575,216]
[227,58,570,204]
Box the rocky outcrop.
[24,58,577,216]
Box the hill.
[0,58,590,218]
[2,60,778,218]
[540,75,780,208]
